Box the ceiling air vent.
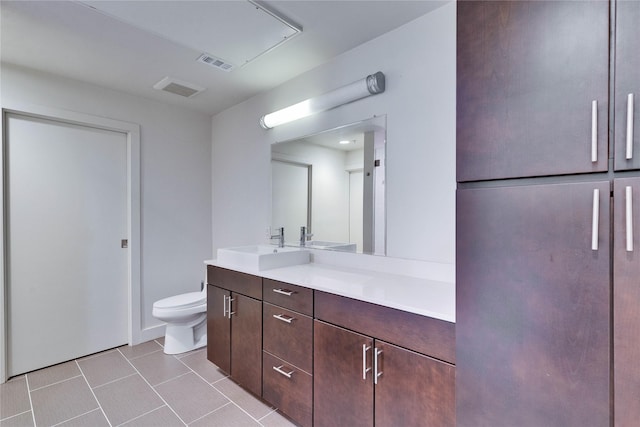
[197,53,234,72]
[153,77,205,98]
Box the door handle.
[592,189,600,251]
[626,186,634,252]
[592,100,598,163]
[373,347,383,385]
[627,93,635,160]
[362,344,371,380]
[227,297,235,318]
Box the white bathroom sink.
[217,245,310,271]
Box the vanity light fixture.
[259,72,386,129]
[339,140,352,145]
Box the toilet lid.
[154,291,206,310]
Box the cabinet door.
[207,285,230,374]
[314,320,373,427]
[614,177,640,426]
[456,181,611,426]
[375,341,455,427]
[614,0,640,171]
[230,293,262,397]
[457,1,609,182]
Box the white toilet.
[152,289,207,355]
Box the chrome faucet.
[271,227,285,248]
[299,226,313,247]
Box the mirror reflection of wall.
[271,116,386,255]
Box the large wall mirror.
[271,116,386,255]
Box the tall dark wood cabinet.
[614,1,639,171]
[457,0,609,182]
[613,177,640,427]
[457,0,639,425]
[457,182,611,426]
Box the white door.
[271,160,309,242]
[6,113,128,376]
[349,171,364,252]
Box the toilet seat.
[153,291,205,310]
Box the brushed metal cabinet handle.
[223,295,228,317]
[362,344,371,380]
[272,288,294,296]
[272,313,295,324]
[592,100,598,163]
[626,186,634,252]
[273,365,293,379]
[373,347,383,385]
[627,93,635,160]
[228,297,235,318]
[592,189,600,251]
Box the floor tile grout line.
[257,408,279,422]
[50,408,103,427]
[113,404,166,427]
[91,372,139,391]
[76,348,119,362]
[122,348,163,362]
[75,360,113,427]
[153,370,192,387]
[172,352,229,386]
[116,347,188,427]
[24,374,37,427]
[186,401,233,425]
[27,374,84,392]
[210,380,273,424]
[0,409,32,423]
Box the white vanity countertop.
[204,259,455,323]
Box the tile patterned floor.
[0,339,297,427]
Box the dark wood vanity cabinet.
[262,280,314,427]
[614,177,640,426]
[206,266,262,397]
[313,292,455,427]
[457,0,609,181]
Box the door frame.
[0,105,142,383]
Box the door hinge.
[121,239,128,249]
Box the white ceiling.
[0,0,447,116]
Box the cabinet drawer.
[315,291,455,364]
[263,279,313,316]
[263,351,312,427]
[207,266,262,299]
[263,302,313,374]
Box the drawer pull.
[627,186,634,252]
[273,288,294,296]
[592,100,598,162]
[373,348,383,385]
[627,93,634,160]
[362,344,371,380]
[273,313,295,324]
[273,365,294,379]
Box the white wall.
[212,2,455,263]
[1,64,212,339]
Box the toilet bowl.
[152,289,207,355]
